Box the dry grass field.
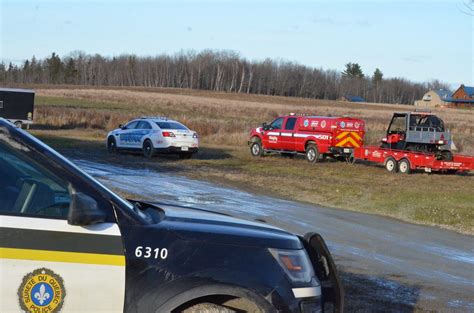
[28,86,474,234]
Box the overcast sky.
[1,0,473,87]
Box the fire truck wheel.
[346,155,356,165]
[107,136,117,154]
[250,141,264,157]
[305,143,319,163]
[143,139,155,158]
[398,159,411,174]
[384,157,398,173]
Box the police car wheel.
[143,140,155,158]
[305,143,319,163]
[107,137,117,153]
[250,141,263,157]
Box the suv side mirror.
[68,191,107,226]
[262,122,268,131]
[119,124,125,129]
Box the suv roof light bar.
[140,116,169,120]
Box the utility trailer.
[353,146,474,174]
[0,87,35,128]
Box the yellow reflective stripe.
[350,132,362,141]
[0,248,125,266]
[335,137,350,146]
[336,131,348,140]
[335,136,360,148]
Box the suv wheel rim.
[308,149,316,161]
[252,143,260,155]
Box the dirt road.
[75,158,474,312]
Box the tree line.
[0,50,449,104]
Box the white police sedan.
[106,117,199,159]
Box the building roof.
[461,85,474,97]
[444,97,474,104]
[432,89,452,100]
[345,95,366,102]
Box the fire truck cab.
[249,114,365,163]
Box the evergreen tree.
[64,58,78,84]
[46,52,63,83]
[372,68,383,83]
[342,62,364,78]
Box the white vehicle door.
[0,142,126,312]
[117,120,139,148]
[135,121,153,148]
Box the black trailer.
[0,88,35,128]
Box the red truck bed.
[354,146,474,173]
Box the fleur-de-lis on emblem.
[34,284,50,305]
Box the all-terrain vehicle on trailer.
[381,111,453,160]
[249,113,365,163]
[353,111,474,174]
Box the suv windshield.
[270,118,284,130]
[155,121,188,130]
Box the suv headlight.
[269,248,314,283]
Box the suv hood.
[152,203,302,250]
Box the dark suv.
[0,118,343,313]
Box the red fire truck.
[248,113,365,163]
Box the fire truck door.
[280,117,297,150]
[263,117,284,150]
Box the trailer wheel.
[107,136,117,154]
[250,140,264,157]
[384,157,398,173]
[398,159,411,174]
[305,143,319,164]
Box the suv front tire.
[250,139,264,157]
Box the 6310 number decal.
[135,246,168,259]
